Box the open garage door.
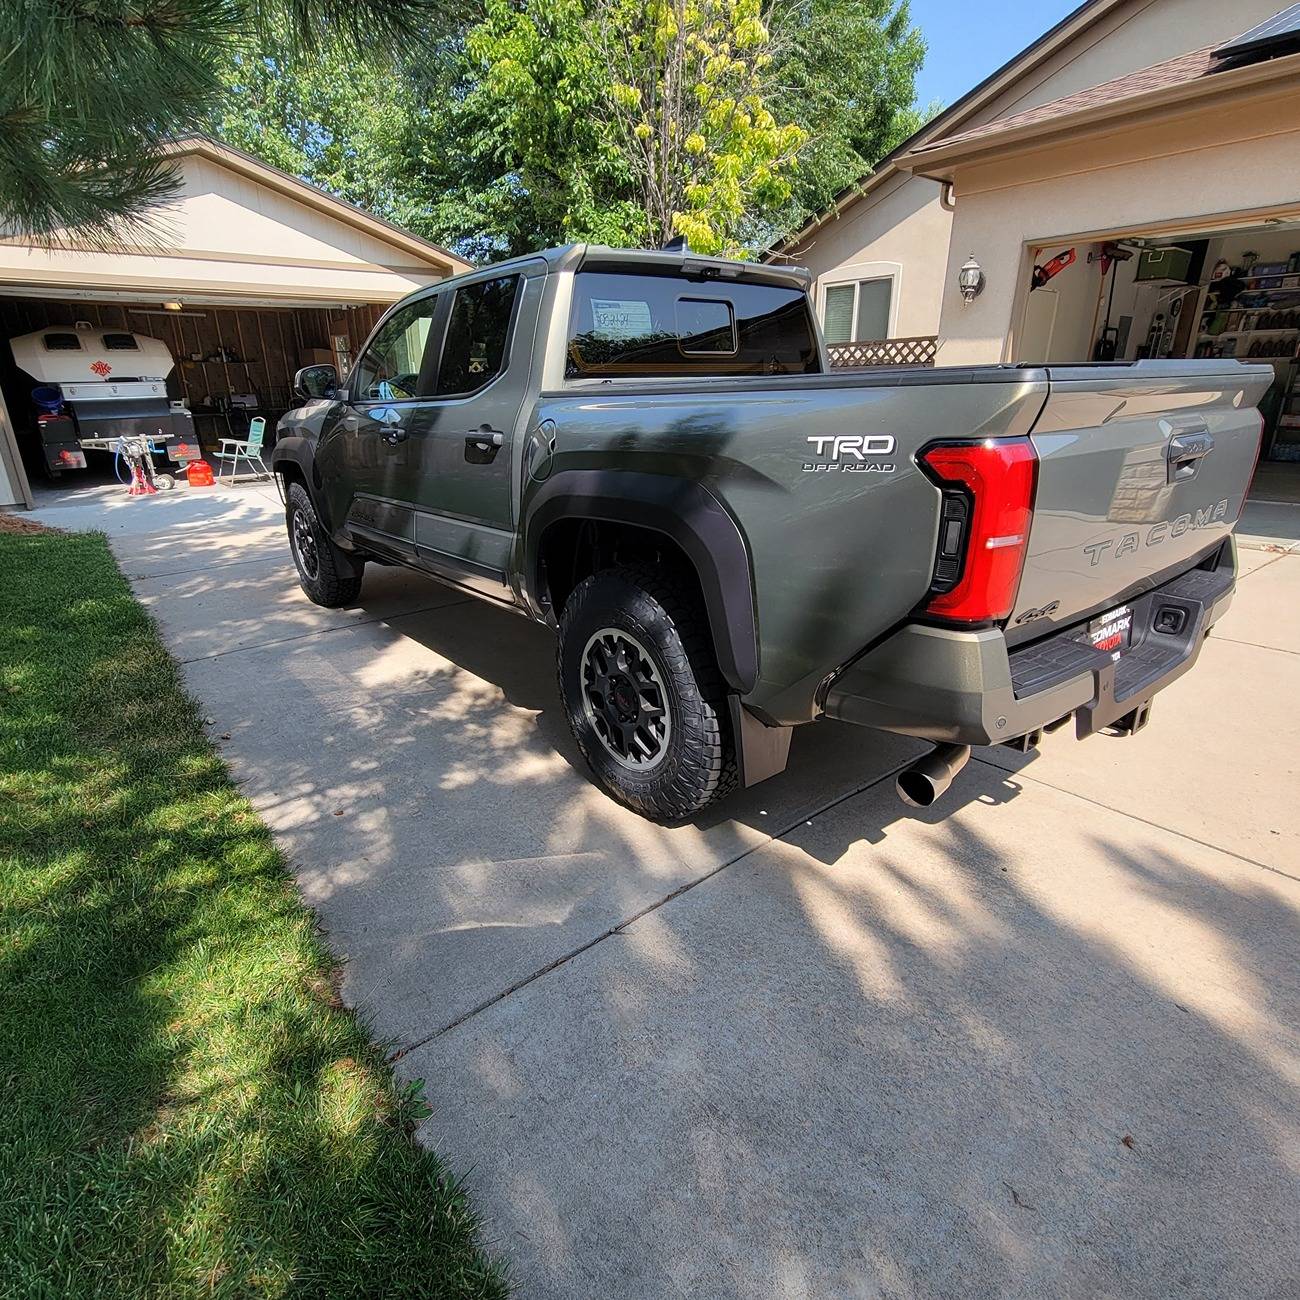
[0,292,388,497]
[1017,218,1300,500]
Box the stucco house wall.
[798,174,953,339]
[0,144,465,308]
[931,88,1300,364]
[781,0,1287,343]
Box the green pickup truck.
[272,244,1269,820]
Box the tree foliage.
[764,0,928,239]
[599,0,805,254]
[0,0,446,248]
[207,0,926,260]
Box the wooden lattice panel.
[827,337,938,368]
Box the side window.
[353,296,439,401]
[822,277,892,344]
[436,276,520,397]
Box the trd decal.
[803,434,896,474]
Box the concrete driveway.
[31,480,1300,1299]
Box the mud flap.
[728,697,792,788]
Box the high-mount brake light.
[920,437,1038,623]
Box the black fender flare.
[270,437,332,526]
[524,469,758,693]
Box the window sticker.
[591,298,654,339]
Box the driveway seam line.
[176,598,476,665]
[971,754,1299,883]
[1235,552,1287,578]
[1209,633,1298,657]
[131,554,286,581]
[391,754,920,1059]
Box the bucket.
[186,460,215,487]
[32,385,63,415]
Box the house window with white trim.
[823,277,892,343]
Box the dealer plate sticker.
[1078,604,1132,660]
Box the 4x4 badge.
[1014,601,1060,624]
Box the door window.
[822,277,893,343]
[436,276,520,397]
[353,296,439,401]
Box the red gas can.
[186,460,215,487]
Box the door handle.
[464,426,504,464]
[1167,430,1213,482]
[381,425,408,445]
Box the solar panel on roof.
[1214,3,1300,58]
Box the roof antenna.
[661,235,689,252]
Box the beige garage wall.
[0,391,28,509]
[787,173,953,339]
[781,0,1289,343]
[933,98,1300,365]
[981,0,1286,121]
[0,145,463,307]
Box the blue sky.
[909,0,1084,109]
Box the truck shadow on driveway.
[163,570,1300,1299]
[402,751,1300,1300]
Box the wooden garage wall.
[0,299,385,446]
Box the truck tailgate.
[1009,360,1273,637]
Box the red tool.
[1032,247,1076,289]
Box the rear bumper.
[824,546,1236,747]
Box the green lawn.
[0,526,509,1298]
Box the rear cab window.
[566,270,819,379]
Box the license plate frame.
[1077,603,1133,659]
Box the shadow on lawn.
[0,531,506,1297]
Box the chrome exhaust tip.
[896,743,972,808]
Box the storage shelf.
[1197,329,1299,339]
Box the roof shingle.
[911,45,1223,154]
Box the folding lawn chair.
[216,416,270,483]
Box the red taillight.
[920,437,1038,623]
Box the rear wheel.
[286,480,363,607]
[557,566,737,821]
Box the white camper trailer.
[7,321,195,476]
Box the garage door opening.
[1016,219,1300,503]
[0,294,387,495]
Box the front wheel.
[557,566,737,821]
[285,480,364,607]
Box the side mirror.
[293,363,339,401]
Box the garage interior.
[0,291,388,489]
[1018,218,1300,501]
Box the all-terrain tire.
[557,565,738,821]
[285,480,364,607]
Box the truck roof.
[440,243,813,291]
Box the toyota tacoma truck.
[272,244,1268,820]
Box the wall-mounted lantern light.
[958,256,984,304]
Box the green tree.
[764,0,929,241]
[0,0,441,248]
[599,0,805,255]
[208,0,926,259]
